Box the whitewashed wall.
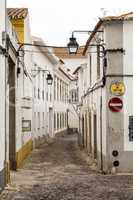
[32,42,55,139]
[54,67,70,134]
[68,80,79,129]
[63,58,86,73]
[0,18,6,174]
[16,14,33,152]
[123,20,133,151]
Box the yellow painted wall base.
[16,139,33,168]
[5,162,10,184]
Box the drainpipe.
[100,94,103,172]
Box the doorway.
[88,111,92,153]
[8,57,16,170]
[85,112,88,148]
[93,114,97,159]
[82,115,84,147]
[49,108,53,136]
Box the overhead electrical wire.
[20,49,102,55]
[18,43,85,49]
[18,58,33,82]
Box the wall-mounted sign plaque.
[22,120,31,132]
[110,82,125,96]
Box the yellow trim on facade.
[10,19,24,43]
[11,19,24,25]
[16,139,33,168]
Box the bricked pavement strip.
[1,133,133,200]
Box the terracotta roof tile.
[102,12,133,21]
[53,47,86,59]
[83,12,133,55]
[8,8,28,19]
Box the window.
[97,46,100,79]
[70,89,78,103]
[89,55,92,86]
[57,78,59,101]
[50,93,52,102]
[38,71,41,99]
[38,112,40,129]
[34,112,36,130]
[65,113,67,127]
[65,84,67,103]
[57,113,59,130]
[42,74,45,100]
[63,113,64,128]
[66,85,69,103]
[54,113,56,131]
[54,76,56,100]
[64,83,65,102]
[46,92,48,101]
[34,87,36,98]
[42,90,44,100]
[38,88,40,99]
[60,80,62,101]
[62,82,64,102]
[65,84,66,103]
[42,112,45,129]
[72,91,74,102]
[60,113,62,129]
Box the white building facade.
[32,37,57,146]
[32,38,73,145]
[0,7,33,188]
[53,66,70,135]
[78,12,133,173]
[7,8,33,170]
[0,0,8,190]
[54,47,87,132]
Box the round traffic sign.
[108,97,123,112]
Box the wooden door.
[93,114,97,159]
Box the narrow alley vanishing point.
[1,133,133,200]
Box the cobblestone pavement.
[1,133,133,200]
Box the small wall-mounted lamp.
[31,68,53,85]
[46,73,53,85]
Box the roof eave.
[73,66,81,75]
[33,40,58,65]
[59,67,73,81]
[83,12,133,55]
[83,19,103,55]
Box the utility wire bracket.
[0,45,7,55]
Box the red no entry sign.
[108,97,123,112]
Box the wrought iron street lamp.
[67,30,104,54]
[67,34,79,54]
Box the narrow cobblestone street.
[1,133,133,200]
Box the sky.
[7,0,133,46]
